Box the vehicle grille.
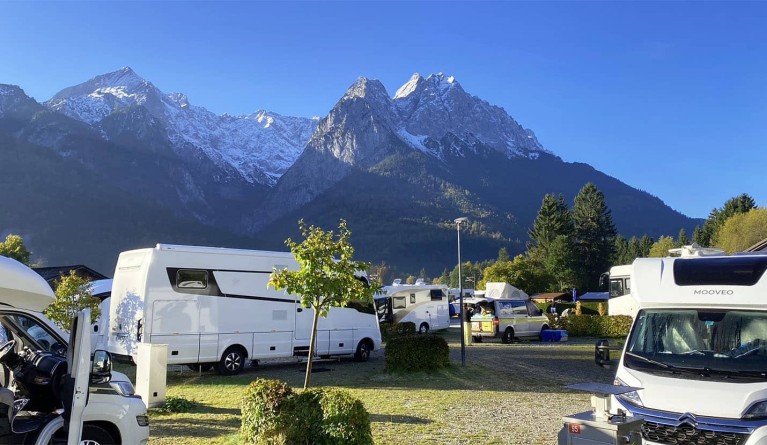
[641,421,748,445]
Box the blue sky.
[1,1,765,220]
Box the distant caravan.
[374,279,451,334]
[107,244,381,375]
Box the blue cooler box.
[541,329,568,342]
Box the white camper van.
[469,282,549,342]
[89,278,112,352]
[0,255,149,444]
[108,244,381,375]
[375,280,450,334]
[603,264,637,317]
[596,252,767,445]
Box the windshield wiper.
[624,351,702,376]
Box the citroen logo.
[677,413,699,428]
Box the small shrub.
[385,334,449,372]
[155,395,197,414]
[316,388,373,444]
[241,379,293,444]
[380,321,416,342]
[241,381,373,445]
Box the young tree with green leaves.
[713,208,767,253]
[700,193,757,246]
[649,236,676,257]
[0,234,32,265]
[572,183,617,291]
[44,271,101,331]
[268,219,377,389]
[479,255,550,293]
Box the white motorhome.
[597,252,767,444]
[604,264,636,317]
[0,255,149,444]
[108,244,381,375]
[375,279,450,334]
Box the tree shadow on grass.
[370,414,433,425]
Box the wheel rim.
[361,344,370,359]
[225,352,242,371]
[420,324,428,334]
[81,441,101,445]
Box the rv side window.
[625,278,630,293]
[609,279,624,298]
[393,296,407,310]
[410,293,416,304]
[430,289,443,301]
[177,269,208,289]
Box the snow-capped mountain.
[393,73,548,160]
[46,67,317,185]
[263,72,557,222]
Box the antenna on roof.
[415,278,425,285]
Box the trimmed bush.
[380,321,416,342]
[241,379,293,444]
[556,315,633,338]
[385,334,450,372]
[241,380,372,445]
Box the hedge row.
[385,334,449,372]
[380,321,416,342]
[241,379,372,445]
[555,314,633,337]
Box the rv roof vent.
[668,243,726,258]
[392,279,402,286]
[415,278,425,285]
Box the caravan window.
[393,296,407,309]
[177,269,208,289]
[430,289,444,301]
[410,293,416,304]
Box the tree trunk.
[304,306,321,389]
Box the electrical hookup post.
[557,383,643,445]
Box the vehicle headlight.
[743,401,767,420]
[614,378,643,407]
[110,380,136,397]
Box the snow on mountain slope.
[46,67,317,185]
[393,73,549,160]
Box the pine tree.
[692,225,705,245]
[676,228,689,247]
[572,183,617,291]
[627,236,641,262]
[639,235,654,257]
[529,194,573,249]
[497,247,510,262]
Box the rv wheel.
[418,323,429,334]
[502,328,515,344]
[79,424,118,445]
[354,340,371,362]
[217,346,246,375]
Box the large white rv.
[597,251,767,444]
[604,264,636,317]
[375,280,450,334]
[107,244,381,375]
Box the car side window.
[510,301,527,315]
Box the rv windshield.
[626,309,767,382]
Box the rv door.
[66,309,92,444]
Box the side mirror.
[91,350,112,385]
[598,272,609,290]
[595,339,619,368]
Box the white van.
[0,255,149,444]
[470,282,549,343]
[597,252,767,444]
[108,244,381,375]
[375,280,450,333]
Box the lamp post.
[454,216,468,366]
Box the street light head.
[454,217,468,224]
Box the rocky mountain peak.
[342,77,392,108]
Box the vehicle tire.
[354,340,371,362]
[419,323,429,334]
[80,424,118,445]
[187,363,213,372]
[502,328,515,344]
[472,335,482,343]
[217,346,246,375]
[539,325,550,341]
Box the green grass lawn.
[136,331,608,444]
